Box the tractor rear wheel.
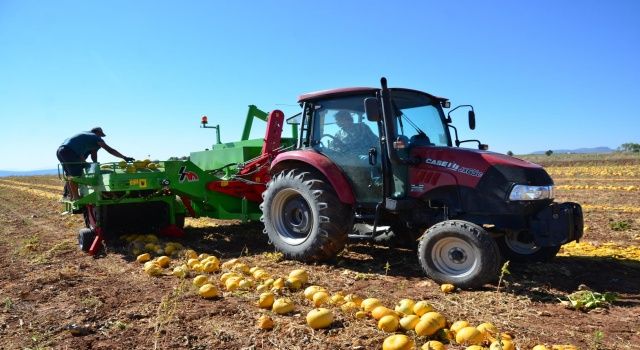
[497,231,561,262]
[261,168,352,262]
[418,220,501,288]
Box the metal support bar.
[242,105,269,141]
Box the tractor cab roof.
[298,87,448,103]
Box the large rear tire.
[497,231,560,262]
[418,220,501,288]
[260,169,352,262]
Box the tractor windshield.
[390,90,451,147]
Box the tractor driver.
[56,127,134,200]
[329,110,378,156]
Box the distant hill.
[0,169,58,177]
[530,147,615,155]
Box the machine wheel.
[175,214,185,229]
[497,231,561,262]
[260,168,352,262]
[418,220,501,288]
[78,228,96,252]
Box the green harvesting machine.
[63,106,297,255]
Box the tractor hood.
[409,146,554,215]
[410,146,553,191]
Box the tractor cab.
[295,86,453,208]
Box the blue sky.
[1,0,638,170]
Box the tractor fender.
[270,150,355,205]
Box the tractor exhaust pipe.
[379,77,404,165]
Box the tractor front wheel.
[261,169,352,262]
[418,220,501,288]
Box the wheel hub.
[283,200,311,234]
[448,247,467,264]
[431,237,477,277]
[272,189,314,245]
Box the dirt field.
[0,154,638,350]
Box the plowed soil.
[0,154,638,350]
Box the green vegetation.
[592,330,605,350]
[618,142,640,153]
[2,297,13,311]
[610,220,631,231]
[561,290,617,311]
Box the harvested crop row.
[546,165,640,178]
[559,241,640,261]
[581,204,640,213]
[556,185,638,191]
[0,183,60,200]
[0,179,64,192]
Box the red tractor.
[261,78,583,288]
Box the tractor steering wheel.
[319,134,335,148]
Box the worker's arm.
[90,150,98,163]
[98,141,134,162]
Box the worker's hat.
[90,127,106,137]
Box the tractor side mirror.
[468,110,476,130]
[365,97,381,122]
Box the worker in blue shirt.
[56,127,134,200]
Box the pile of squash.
[134,245,573,350]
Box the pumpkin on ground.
[136,253,151,263]
[372,306,396,320]
[421,340,445,350]
[257,315,274,330]
[413,301,433,316]
[257,292,275,309]
[306,308,333,329]
[451,320,471,334]
[382,334,416,350]
[399,315,420,331]
[288,269,309,284]
[198,284,218,299]
[272,298,295,314]
[415,317,441,337]
[378,315,400,332]
[456,326,484,346]
[395,299,416,315]
[440,283,455,293]
[361,298,383,312]
[490,339,515,350]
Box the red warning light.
[201,115,208,125]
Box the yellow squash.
[306,308,333,329]
[382,334,415,350]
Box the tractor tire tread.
[417,220,501,289]
[261,168,352,262]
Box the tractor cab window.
[310,95,382,204]
[390,92,450,147]
[310,96,379,156]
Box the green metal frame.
[64,105,300,232]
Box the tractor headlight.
[508,184,554,201]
